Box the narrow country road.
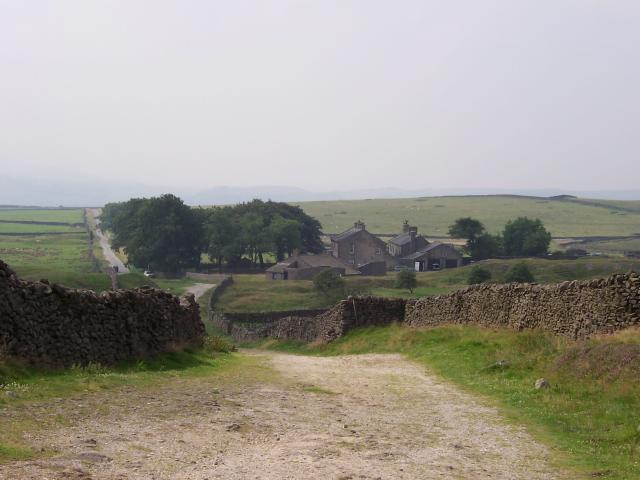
[0,352,562,480]
[184,283,216,301]
[87,208,129,275]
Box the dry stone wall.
[213,272,639,344]
[0,260,205,367]
[212,297,405,343]
[405,273,640,339]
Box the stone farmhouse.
[387,221,429,258]
[266,221,463,280]
[331,221,462,273]
[329,221,391,274]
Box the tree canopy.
[503,217,551,256]
[102,196,324,272]
[448,217,502,259]
[101,194,203,274]
[449,216,550,260]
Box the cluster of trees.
[449,216,551,260]
[101,194,323,274]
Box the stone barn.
[401,242,463,271]
[265,252,360,280]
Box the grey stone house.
[400,242,463,271]
[265,252,360,280]
[387,221,429,258]
[330,221,394,271]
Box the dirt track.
[0,352,560,479]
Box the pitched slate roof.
[266,253,360,275]
[389,232,413,246]
[330,227,361,242]
[402,242,460,261]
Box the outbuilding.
[400,242,463,272]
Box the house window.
[376,247,381,255]
[349,259,355,264]
[350,242,355,254]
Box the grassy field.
[0,209,165,292]
[217,257,640,312]
[295,195,640,237]
[216,274,329,312]
[0,223,84,234]
[0,208,84,224]
[0,233,113,290]
[262,324,640,479]
[576,238,640,255]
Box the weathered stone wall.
[212,272,639,344]
[0,260,205,367]
[405,273,640,339]
[212,297,405,343]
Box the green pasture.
[0,208,84,224]
[0,233,111,290]
[0,223,84,234]
[577,238,640,255]
[295,195,640,237]
[217,257,640,312]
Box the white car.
[143,270,155,278]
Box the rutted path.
[0,352,561,479]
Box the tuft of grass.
[203,335,237,354]
[259,324,640,479]
[302,385,338,395]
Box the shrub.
[203,335,236,354]
[468,266,491,285]
[313,269,346,302]
[504,262,535,283]
[395,269,417,293]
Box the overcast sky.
[1,1,638,192]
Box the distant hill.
[2,175,640,206]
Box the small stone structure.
[0,260,205,367]
[212,272,640,343]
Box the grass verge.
[258,324,640,479]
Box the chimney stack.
[354,221,365,231]
[402,220,410,233]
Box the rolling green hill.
[295,195,640,238]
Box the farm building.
[400,242,463,271]
[265,252,360,280]
[330,221,396,270]
[387,221,429,257]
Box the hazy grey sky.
[1,1,638,191]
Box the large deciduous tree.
[103,194,203,274]
[502,217,551,256]
[448,217,502,260]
